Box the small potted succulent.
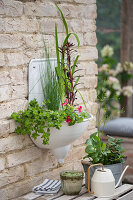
[60,170,83,195]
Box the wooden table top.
[16,184,133,200]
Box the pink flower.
[66,116,72,123]
[62,99,68,106]
[78,106,82,113]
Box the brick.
[0,52,5,67]
[0,120,10,136]
[75,88,97,103]
[0,71,11,86]
[65,146,85,163]
[79,46,98,61]
[0,1,4,15]
[10,68,24,85]
[79,61,98,75]
[85,61,98,75]
[5,17,39,33]
[59,4,96,19]
[0,99,28,119]
[81,75,97,88]
[80,4,97,19]
[0,17,4,32]
[0,157,5,171]
[25,49,45,61]
[11,84,28,100]
[42,162,74,180]
[7,52,29,67]
[25,152,57,176]
[68,32,84,46]
[86,102,98,115]
[22,34,44,49]
[0,134,32,153]
[54,0,73,2]
[88,89,97,101]
[9,119,16,133]
[0,85,11,102]
[0,175,44,200]
[68,19,83,32]
[0,166,24,187]
[7,147,42,167]
[0,34,22,49]
[83,32,97,46]
[59,4,78,18]
[40,18,64,34]
[74,0,96,4]
[24,2,57,17]
[83,19,96,32]
[0,0,23,16]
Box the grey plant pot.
[81,160,124,189]
[60,170,83,195]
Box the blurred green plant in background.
[97,45,133,118]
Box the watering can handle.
[115,165,129,188]
[88,163,104,194]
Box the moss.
[60,171,83,180]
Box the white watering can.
[88,163,129,197]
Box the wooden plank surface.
[15,184,133,200]
[49,187,88,200]
[117,190,133,200]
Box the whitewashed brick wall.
[0,0,97,199]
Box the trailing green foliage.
[11,99,90,145]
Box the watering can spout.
[115,165,129,188]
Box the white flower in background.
[123,62,133,72]
[122,86,133,97]
[108,76,119,84]
[116,90,121,96]
[115,63,123,75]
[98,64,109,72]
[109,69,116,76]
[113,82,121,91]
[101,45,114,57]
[107,76,121,91]
[106,90,111,97]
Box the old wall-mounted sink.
[29,58,91,163]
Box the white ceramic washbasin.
[30,117,92,163]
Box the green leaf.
[85,145,95,154]
[101,143,106,151]
[56,4,68,35]
[72,55,79,76]
[55,24,60,71]
[75,88,87,109]
[63,33,80,47]
[85,138,92,146]
[74,76,80,87]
